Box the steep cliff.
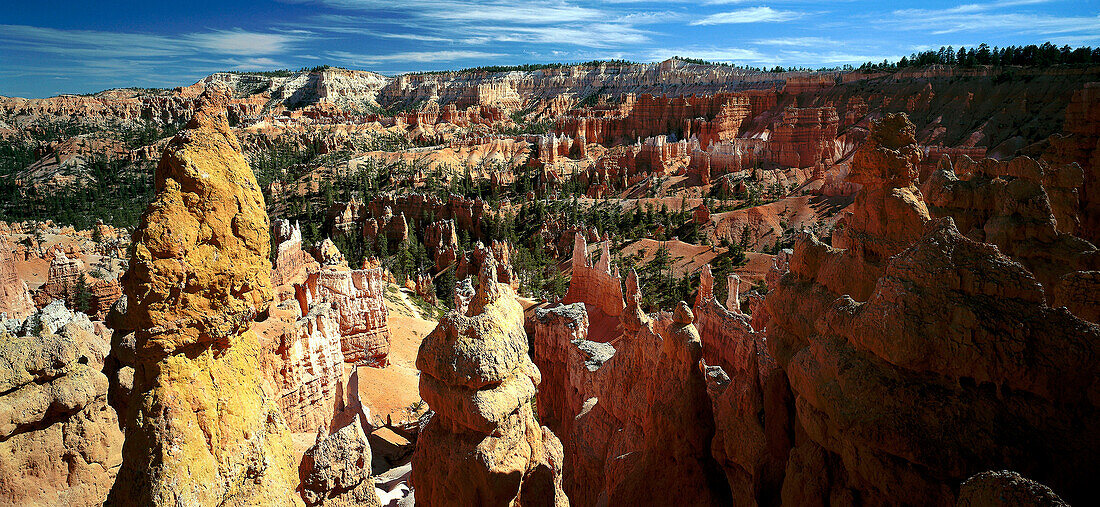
[765,113,1100,505]
[0,240,34,319]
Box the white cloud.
[883,1,1098,36]
[691,7,804,26]
[184,29,305,55]
[646,47,768,63]
[0,24,307,59]
[288,0,663,48]
[752,37,840,47]
[327,50,506,65]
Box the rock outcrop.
[257,298,346,433]
[272,219,320,287]
[0,240,34,319]
[563,234,624,328]
[411,256,568,506]
[295,268,390,365]
[765,113,1100,505]
[0,301,122,506]
[922,154,1098,298]
[33,250,85,308]
[106,106,301,505]
[533,268,730,506]
[956,471,1068,507]
[299,414,381,507]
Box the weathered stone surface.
[315,237,349,269]
[412,256,568,506]
[90,277,123,320]
[563,234,624,320]
[764,114,1099,506]
[106,105,301,505]
[695,265,790,505]
[257,299,346,433]
[922,154,1098,299]
[0,302,122,506]
[272,219,319,287]
[300,414,381,507]
[0,240,34,320]
[296,267,390,365]
[532,268,730,506]
[33,250,84,308]
[957,471,1068,507]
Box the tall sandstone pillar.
[106,106,301,505]
[412,255,568,506]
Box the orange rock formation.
[106,106,301,505]
[412,256,568,506]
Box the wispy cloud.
[0,24,308,59]
[183,29,306,55]
[647,47,768,63]
[881,1,1098,36]
[691,7,804,26]
[752,37,840,47]
[327,50,506,65]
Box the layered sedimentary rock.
[87,277,123,320]
[258,299,346,433]
[922,153,1098,297]
[272,219,320,287]
[0,240,34,319]
[295,268,390,365]
[769,106,839,169]
[694,266,790,504]
[557,92,755,148]
[563,234,624,323]
[1043,82,1100,244]
[412,256,568,506]
[33,250,84,308]
[764,113,1100,505]
[0,302,122,506]
[106,106,301,505]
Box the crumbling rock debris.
[300,413,381,507]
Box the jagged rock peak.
[106,104,300,505]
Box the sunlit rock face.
[411,256,568,507]
[106,105,301,506]
[0,302,122,506]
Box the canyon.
[0,57,1097,505]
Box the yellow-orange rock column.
[106,107,301,505]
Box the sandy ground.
[356,285,437,427]
[289,282,437,461]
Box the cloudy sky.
[2,0,1098,98]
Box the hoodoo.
[411,255,568,506]
[3,27,1100,506]
[106,104,301,505]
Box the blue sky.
[2,0,1098,98]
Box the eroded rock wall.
[295,267,390,365]
[0,240,34,319]
[764,113,1100,505]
